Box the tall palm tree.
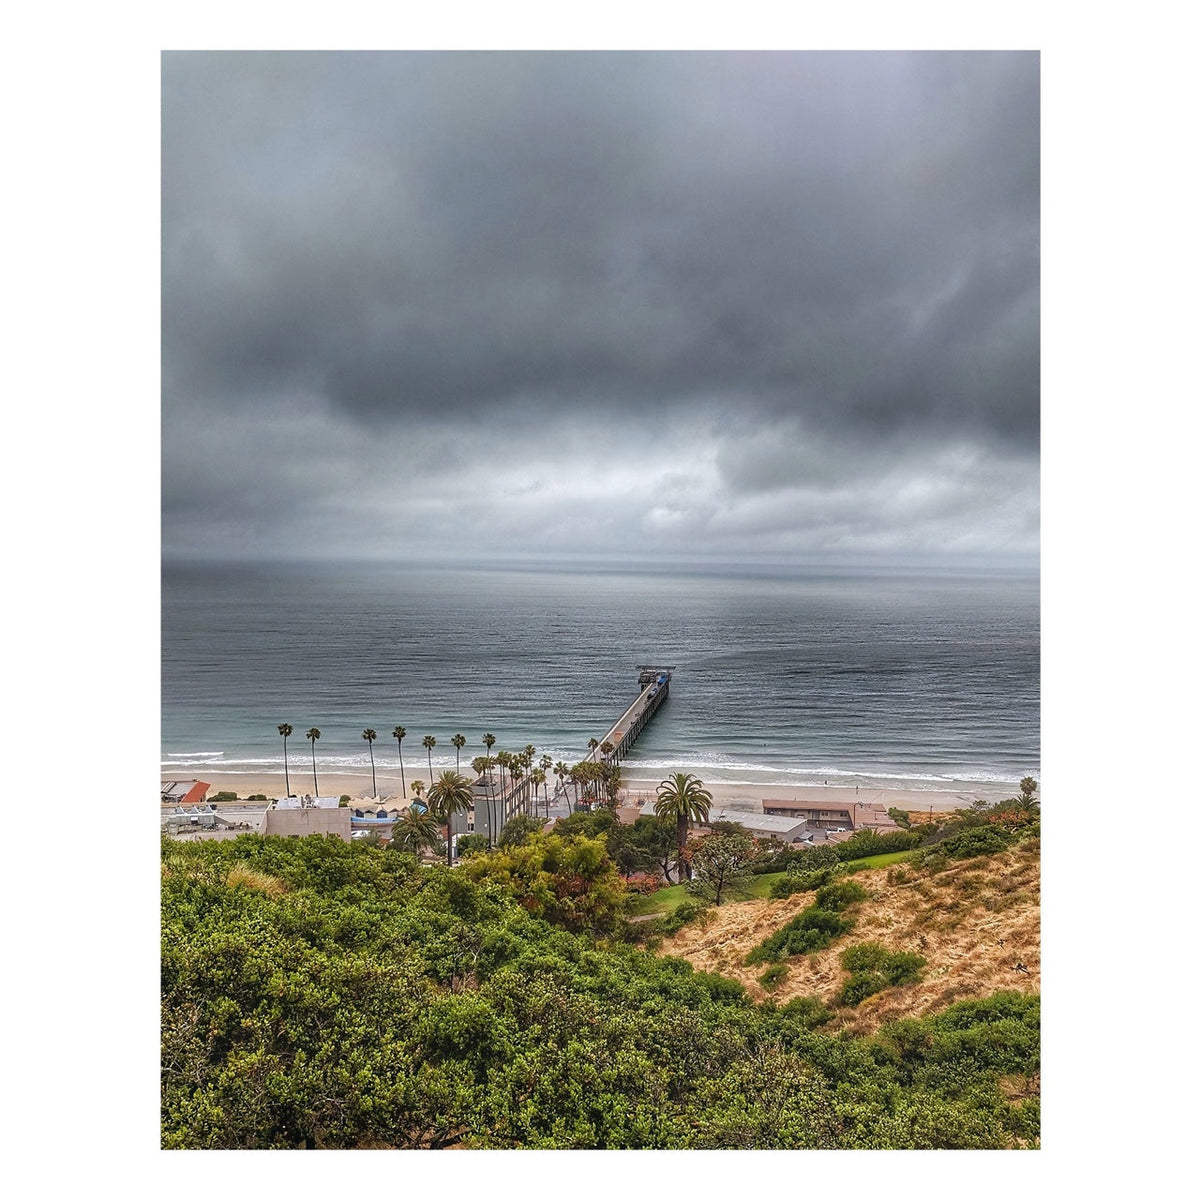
[510,761,525,813]
[531,767,547,819]
[451,733,467,773]
[602,761,623,808]
[422,735,437,785]
[553,760,570,808]
[305,727,321,795]
[483,735,497,846]
[411,778,425,804]
[588,737,600,761]
[277,723,293,796]
[362,728,378,798]
[391,806,443,857]
[392,726,407,798]
[654,772,713,881]
[427,769,475,867]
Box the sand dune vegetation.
[660,837,1039,1036]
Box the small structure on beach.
[162,779,210,806]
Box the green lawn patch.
[840,850,916,873]
[629,872,790,917]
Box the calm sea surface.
[161,562,1039,792]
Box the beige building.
[258,798,351,842]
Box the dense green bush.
[925,824,1015,862]
[745,906,856,965]
[161,834,1038,1149]
[777,994,833,1029]
[750,845,811,875]
[771,867,837,896]
[814,881,868,911]
[834,830,923,862]
[836,942,927,1007]
[455,833,489,858]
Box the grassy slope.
[629,851,913,918]
[655,839,1040,1036]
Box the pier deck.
[591,666,675,764]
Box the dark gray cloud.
[162,51,1039,566]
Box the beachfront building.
[759,798,900,833]
[258,795,351,842]
[702,808,811,843]
[162,779,210,806]
[449,773,534,844]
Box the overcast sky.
[162,51,1038,570]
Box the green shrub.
[745,905,855,965]
[835,830,923,862]
[658,899,711,936]
[839,972,889,1006]
[814,881,868,912]
[788,844,840,873]
[923,852,949,875]
[786,867,837,893]
[779,994,834,1029]
[750,846,811,875]
[769,872,829,899]
[213,791,238,802]
[837,942,927,1006]
[928,825,1014,861]
[758,963,789,990]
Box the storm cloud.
[162,51,1039,567]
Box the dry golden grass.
[660,839,1039,1035]
[225,863,288,898]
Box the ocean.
[161,561,1039,794]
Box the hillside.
[660,837,1040,1036]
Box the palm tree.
[452,733,467,773]
[654,772,713,881]
[427,769,475,867]
[483,735,498,846]
[411,778,425,804]
[277,723,293,796]
[391,806,443,857]
[588,737,600,761]
[510,761,525,813]
[392,726,407,798]
[531,767,547,818]
[305,727,321,795]
[422,735,437,785]
[362,728,378,798]
[602,761,623,808]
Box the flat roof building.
[704,808,810,841]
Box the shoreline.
[164,767,1019,814]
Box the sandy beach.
[167,766,1017,815]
